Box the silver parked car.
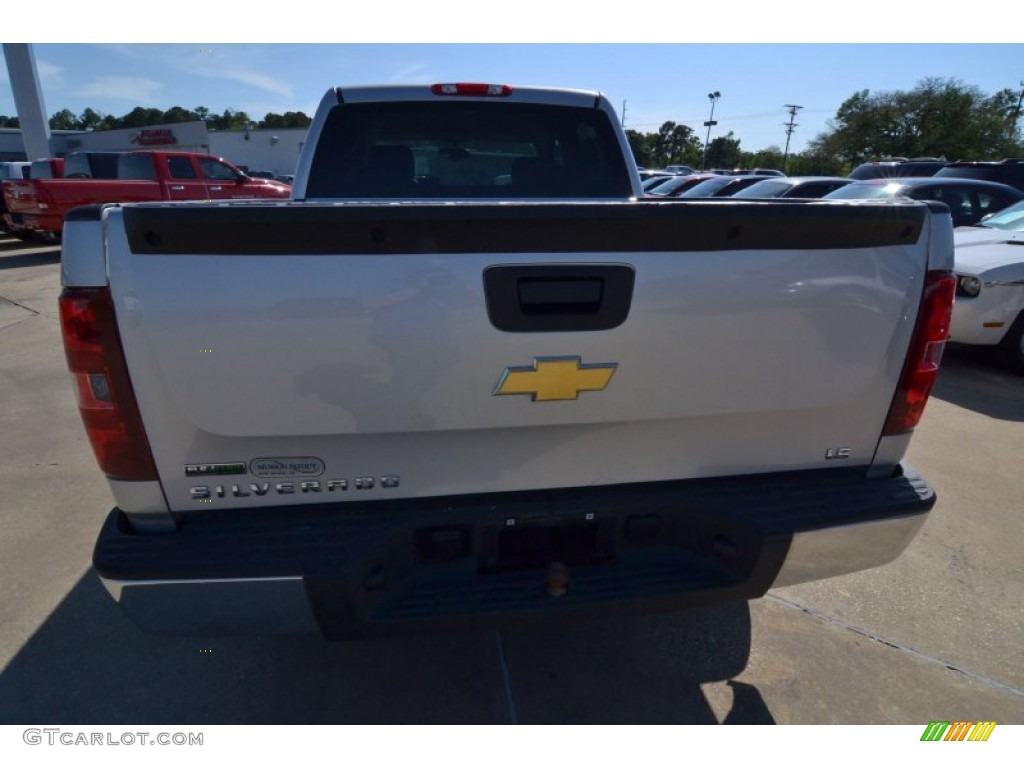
[731,176,852,199]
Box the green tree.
[0,115,19,128]
[808,78,1024,169]
[740,145,785,172]
[704,131,742,169]
[119,107,165,128]
[648,121,701,168]
[49,108,81,130]
[78,108,107,130]
[259,111,312,129]
[625,129,652,167]
[161,106,199,124]
[785,149,845,176]
[208,108,252,130]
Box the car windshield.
[977,200,1024,230]
[646,175,697,195]
[823,182,905,200]
[679,177,733,197]
[731,180,791,198]
[642,176,672,191]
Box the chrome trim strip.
[107,480,175,532]
[100,575,320,635]
[770,510,928,588]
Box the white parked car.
[949,200,1024,373]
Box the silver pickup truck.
[59,84,955,638]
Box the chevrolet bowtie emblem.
[493,357,617,402]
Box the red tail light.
[882,270,956,436]
[59,287,158,481]
[430,83,512,97]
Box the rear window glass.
[30,161,57,179]
[851,161,945,180]
[306,101,632,199]
[118,155,156,180]
[937,167,997,181]
[935,166,1022,185]
[64,153,119,179]
[63,155,93,178]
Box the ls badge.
[493,356,617,402]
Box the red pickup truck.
[3,150,291,242]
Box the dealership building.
[0,122,307,178]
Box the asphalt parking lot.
[0,232,1021,725]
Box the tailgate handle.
[518,277,603,315]
[484,264,635,333]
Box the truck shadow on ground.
[0,570,773,725]
[0,246,61,270]
[932,346,1024,422]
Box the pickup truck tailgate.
[104,200,929,510]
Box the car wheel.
[997,311,1024,375]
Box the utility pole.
[621,99,628,129]
[701,91,721,171]
[782,104,803,173]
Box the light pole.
[701,91,721,171]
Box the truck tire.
[997,311,1024,375]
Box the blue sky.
[3,12,1020,155]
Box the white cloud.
[79,76,163,103]
[214,67,292,99]
[34,60,66,90]
[389,62,433,83]
[99,45,293,100]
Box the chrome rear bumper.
[96,463,934,638]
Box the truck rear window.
[64,153,120,179]
[306,101,632,199]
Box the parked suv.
[849,157,947,180]
[934,159,1024,193]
